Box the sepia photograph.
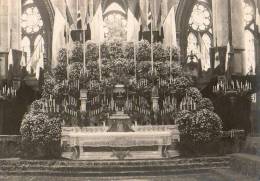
[0,0,260,180]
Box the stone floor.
[1,172,259,181]
[0,174,227,181]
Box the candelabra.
[180,95,197,111]
[212,78,252,95]
[212,76,253,105]
[0,84,17,100]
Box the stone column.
[0,0,9,52]
[0,0,21,51]
[80,89,88,112]
[0,100,4,134]
[255,7,260,135]
[152,85,159,123]
[212,0,245,75]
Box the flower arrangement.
[186,87,203,103]
[192,109,223,143]
[197,98,214,111]
[171,76,192,98]
[176,108,223,156]
[26,40,224,157]
[20,99,62,158]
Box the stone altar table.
[61,125,179,160]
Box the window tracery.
[243,0,256,75]
[21,6,43,34]
[189,3,211,32]
[186,1,212,71]
[103,2,127,42]
[21,0,45,72]
[22,36,31,61]
[103,12,127,41]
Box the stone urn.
[107,84,134,132]
[113,84,126,112]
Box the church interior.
[0,0,260,179]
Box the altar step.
[229,153,260,178]
[0,156,230,177]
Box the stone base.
[0,156,230,176]
[62,146,165,160]
[107,112,134,132]
[243,136,260,156]
[0,135,21,158]
[230,153,260,177]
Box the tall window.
[103,3,127,41]
[21,36,30,61]
[243,0,256,75]
[186,0,212,71]
[21,0,45,72]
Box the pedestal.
[107,112,134,132]
[80,99,87,112]
[80,89,88,112]
[152,97,159,112]
[0,100,4,134]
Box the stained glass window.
[21,0,45,74]
[187,1,212,71]
[243,0,256,75]
[189,3,211,32]
[34,35,44,52]
[21,6,43,34]
[243,0,255,26]
[22,36,31,61]
[187,33,199,62]
[104,12,127,41]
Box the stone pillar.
[80,89,87,112]
[152,96,159,113]
[255,6,260,135]
[212,0,245,75]
[152,85,159,123]
[0,0,9,52]
[0,0,21,51]
[0,100,4,134]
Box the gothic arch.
[103,0,128,13]
[175,0,196,61]
[175,0,212,62]
[27,0,54,66]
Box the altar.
[61,125,179,160]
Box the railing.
[221,129,245,138]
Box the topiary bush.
[192,109,223,143]
[197,98,214,111]
[176,108,223,156]
[20,100,62,159]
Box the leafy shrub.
[197,98,214,111]
[186,87,203,102]
[171,77,192,98]
[192,109,222,143]
[176,109,223,156]
[20,100,62,159]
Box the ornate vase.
[107,84,134,132]
[113,84,126,112]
